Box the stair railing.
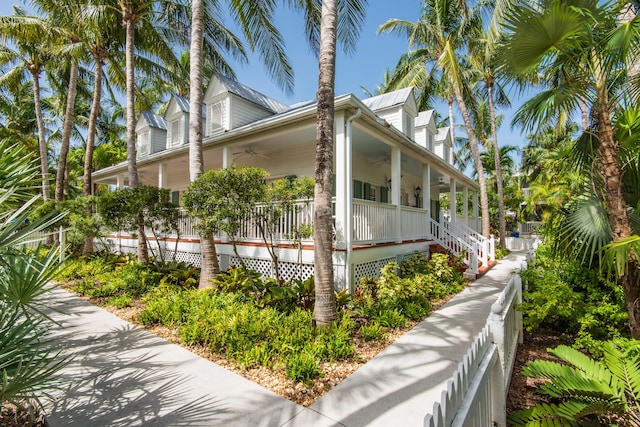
[428,217,478,275]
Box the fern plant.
[509,342,640,426]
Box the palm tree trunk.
[487,82,506,249]
[55,60,79,203]
[448,95,454,141]
[452,85,490,237]
[313,0,338,327]
[124,8,138,189]
[189,0,219,286]
[595,88,639,338]
[83,56,103,256]
[32,70,50,202]
[122,5,146,262]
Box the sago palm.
[509,342,640,425]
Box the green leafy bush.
[107,294,133,308]
[285,350,321,384]
[521,246,629,355]
[359,323,385,341]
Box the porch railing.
[520,221,542,234]
[400,206,431,240]
[153,201,488,264]
[352,199,396,244]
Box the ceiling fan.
[233,146,271,160]
[369,154,407,165]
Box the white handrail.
[428,217,478,274]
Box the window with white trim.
[168,117,184,147]
[137,132,149,157]
[208,101,224,135]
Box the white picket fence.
[423,256,530,427]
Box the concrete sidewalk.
[43,250,528,427]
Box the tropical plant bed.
[58,283,457,407]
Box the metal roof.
[174,95,190,112]
[435,126,451,142]
[140,111,167,130]
[415,110,435,127]
[361,87,414,111]
[215,73,289,113]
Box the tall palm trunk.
[189,0,219,287]
[122,4,147,262]
[83,56,104,256]
[313,0,338,327]
[32,70,50,202]
[55,60,79,203]
[452,84,490,237]
[595,85,640,338]
[487,81,506,248]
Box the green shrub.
[285,350,321,383]
[399,251,430,277]
[107,293,133,308]
[359,323,385,341]
[371,307,408,328]
[521,246,629,355]
[495,247,510,260]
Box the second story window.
[137,132,149,157]
[169,117,184,147]
[208,102,224,135]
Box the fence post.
[59,226,65,264]
[514,268,524,344]
[489,235,495,260]
[488,299,509,426]
[488,302,505,377]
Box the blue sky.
[0,1,530,161]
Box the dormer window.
[137,132,149,157]
[207,101,224,135]
[168,117,184,147]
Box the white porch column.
[473,190,479,232]
[222,146,231,168]
[158,163,167,188]
[116,173,124,189]
[422,165,430,214]
[333,113,350,290]
[391,146,402,242]
[334,113,349,251]
[463,185,469,228]
[422,164,431,239]
[449,177,456,224]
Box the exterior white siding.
[376,108,402,131]
[415,127,428,148]
[229,96,273,129]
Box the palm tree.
[0,8,58,202]
[379,0,492,237]
[502,0,640,337]
[313,0,340,327]
[187,0,291,287]
[113,0,191,261]
[469,32,512,248]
